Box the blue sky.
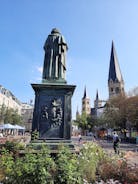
[0,1,138,119]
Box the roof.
[108,41,124,82]
[0,124,25,130]
[96,90,99,100]
[82,86,87,99]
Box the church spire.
[82,86,87,99]
[76,106,80,119]
[108,41,125,98]
[96,89,99,101]
[108,41,124,83]
[82,86,91,115]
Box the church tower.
[76,106,80,119]
[94,90,102,109]
[108,41,125,99]
[82,86,91,115]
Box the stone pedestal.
[31,83,76,142]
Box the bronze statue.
[42,28,68,83]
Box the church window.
[111,88,113,92]
[115,87,120,93]
[82,108,85,111]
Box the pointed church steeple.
[108,41,124,83]
[108,41,125,98]
[76,106,80,119]
[94,90,102,109]
[82,86,87,99]
[94,90,99,109]
[96,89,99,101]
[82,86,91,115]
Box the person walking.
[113,132,120,154]
[78,133,82,143]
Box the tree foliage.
[0,105,23,125]
[101,95,138,130]
[75,112,93,134]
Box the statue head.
[51,28,61,35]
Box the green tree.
[101,103,122,129]
[0,104,6,123]
[125,96,138,131]
[101,94,138,131]
[1,107,23,125]
[75,112,91,135]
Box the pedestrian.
[113,132,120,154]
[0,131,3,138]
[78,133,82,143]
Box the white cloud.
[37,66,43,74]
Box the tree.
[125,96,138,131]
[101,103,122,129]
[0,104,6,123]
[101,94,138,131]
[75,112,92,135]
[0,106,23,125]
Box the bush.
[0,146,56,184]
[0,141,138,183]
[55,145,83,184]
[78,142,105,183]
[98,155,138,183]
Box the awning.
[0,124,25,130]
[3,123,15,129]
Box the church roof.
[96,90,99,100]
[108,41,124,82]
[82,86,87,99]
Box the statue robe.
[42,32,68,81]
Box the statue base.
[31,83,76,151]
[28,139,76,153]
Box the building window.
[115,87,120,93]
[110,88,113,92]
[82,108,85,111]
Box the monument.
[31,28,76,149]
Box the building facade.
[21,102,34,131]
[91,90,106,118]
[0,85,22,114]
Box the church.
[78,41,125,118]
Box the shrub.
[0,141,138,183]
[98,155,138,183]
[78,142,105,183]
[0,146,56,184]
[55,145,83,184]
